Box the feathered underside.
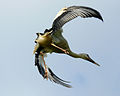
[35,52,72,88]
[52,6,103,31]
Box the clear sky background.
[0,0,120,96]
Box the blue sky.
[0,0,120,96]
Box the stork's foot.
[40,52,44,56]
[44,70,48,80]
[63,50,69,54]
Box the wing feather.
[52,6,103,31]
[35,53,72,88]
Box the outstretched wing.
[52,6,103,31]
[35,53,72,88]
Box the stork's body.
[33,6,103,88]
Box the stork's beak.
[79,53,100,66]
[86,55,100,66]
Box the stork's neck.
[68,50,100,66]
[68,50,82,58]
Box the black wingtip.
[95,10,104,22]
[98,14,104,22]
[48,68,72,88]
[48,68,70,83]
[83,6,104,22]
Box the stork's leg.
[51,43,69,54]
[40,52,48,80]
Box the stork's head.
[79,53,100,66]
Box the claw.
[64,50,69,54]
[44,70,48,80]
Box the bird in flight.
[33,6,103,88]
